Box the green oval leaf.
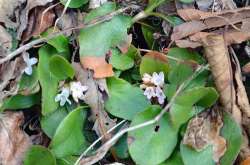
[43,29,70,59]
[49,55,75,80]
[160,151,184,165]
[60,0,88,8]
[1,94,40,110]
[41,107,68,138]
[175,87,219,108]
[141,25,156,49]
[180,143,215,165]
[220,112,242,165]
[24,145,56,165]
[79,2,131,57]
[38,45,59,115]
[167,48,204,67]
[19,67,39,95]
[105,77,150,120]
[128,105,178,165]
[110,49,134,71]
[50,107,87,158]
[139,52,169,77]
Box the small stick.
[74,120,127,165]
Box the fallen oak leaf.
[80,56,114,79]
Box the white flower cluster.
[55,81,88,106]
[141,72,166,104]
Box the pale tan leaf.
[183,110,226,162]
[0,111,31,165]
[80,56,114,79]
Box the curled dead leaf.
[80,56,114,79]
[183,110,226,162]
[0,57,26,104]
[22,7,55,41]
[172,6,250,43]
[0,111,31,164]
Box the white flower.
[142,73,152,84]
[55,87,71,106]
[151,72,164,87]
[70,81,88,103]
[23,52,38,75]
[144,87,156,100]
[155,86,166,104]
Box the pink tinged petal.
[142,73,152,83]
[144,87,156,100]
[155,86,166,104]
[158,96,165,104]
[151,72,165,87]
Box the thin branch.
[78,64,209,165]
[53,0,72,31]
[0,6,133,64]
[74,120,127,165]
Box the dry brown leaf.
[241,157,250,165]
[0,111,31,164]
[0,25,12,57]
[54,6,78,36]
[22,7,55,41]
[80,56,114,79]
[73,63,116,138]
[177,6,250,21]
[183,110,226,162]
[176,30,250,48]
[177,8,216,21]
[17,0,53,39]
[0,0,26,28]
[144,51,168,63]
[0,57,26,104]
[202,35,242,123]
[172,7,250,41]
